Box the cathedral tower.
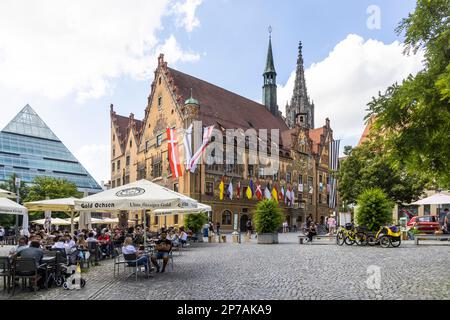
[286,42,314,129]
[262,29,279,116]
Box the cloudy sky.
[0,0,424,185]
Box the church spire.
[285,41,314,129]
[262,26,278,116]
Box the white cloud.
[278,34,425,148]
[171,0,203,32]
[0,0,202,103]
[74,144,110,185]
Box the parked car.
[407,215,440,233]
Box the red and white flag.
[167,128,182,178]
[236,181,241,199]
[255,184,262,200]
[189,125,214,173]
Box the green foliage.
[367,0,450,186]
[24,176,82,219]
[253,199,284,233]
[355,188,393,231]
[0,173,29,203]
[337,138,428,205]
[184,212,208,234]
[0,174,29,227]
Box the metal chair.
[87,242,101,266]
[113,248,127,278]
[11,257,40,296]
[0,256,12,293]
[123,253,150,281]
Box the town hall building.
[110,35,335,231]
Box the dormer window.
[159,77,162,85]
[129,140,132,148]
[158,96,162,111]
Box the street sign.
[15,177,21,188]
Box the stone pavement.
[1,233,449,300]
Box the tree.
[355,188,393,231]
[24,176,82,219]
[0,173,29,226]
[337,137,428,205]
[367,0,450,186]
[253,199,284,234]
[184,212,208,234]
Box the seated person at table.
[17,240,44,267]
[52,236,66,249]
[122,237,149,272]
[66,236,77,249]
[98,230,111,258]
[9,237,28,255]
[77,236,88,249]
[179,227,188,247]
[86,232,97,243]
[150,232,172,273]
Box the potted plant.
[185,212,208,243]
[253,199,284,244]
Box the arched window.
[222,210,232,225]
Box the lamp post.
[14,177,21,239]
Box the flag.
[189,125,214,173]
[246,185,253,200]
[290,189,295,206]
[255,184,262,200]
[219,177,224,200]
[271,184,278,203]
[328,139,340,208]
[166,128,182,178]
[264,184,271,199]
[183,123,193,170]
[227,180,233,200]
[248,179,254,199]
[285,186,292,205]
[236,181,241,199]
[279,185,285,202]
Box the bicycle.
[336,223,367,246]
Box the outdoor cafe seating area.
[0,179,210,296]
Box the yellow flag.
[272,187,278,203]
[246,186,252,199]
[219,178,224,200]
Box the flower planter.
[257,233,278,244]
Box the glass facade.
[0,105,102,194]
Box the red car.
[407,215,440,233]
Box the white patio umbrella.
[153,202,212,216]
[0,188,16,198]
[64,216,104,224]
[24,197,79,235]
[0,197,29,235]
[411,192,450,205]
[74,179,199,245]
[31,217,71,226]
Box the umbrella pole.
[143,209,147,247]
[70,210,74,235]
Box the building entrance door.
[240,214,249,232]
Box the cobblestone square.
[1,233,449,300]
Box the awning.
[411,192,450,205]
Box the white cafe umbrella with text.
[411,192,450,205]
[74,180,199,245]
[0,188,16,198]
[24,197,79,235]
[0,197,29,235]
[153,202,212,216]
[32,217,71,226]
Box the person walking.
[216,222,221,235]
[283,220,289,233]
[444,208,450,234]
[246,219,253,239]
[0,226,4,247]
[327,215,337,235]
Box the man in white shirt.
[52,236,66,249]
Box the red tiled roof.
[309,127,324,153]
[168,68,289,131]
[358,115,376,146]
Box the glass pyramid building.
[0,105,102,194]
